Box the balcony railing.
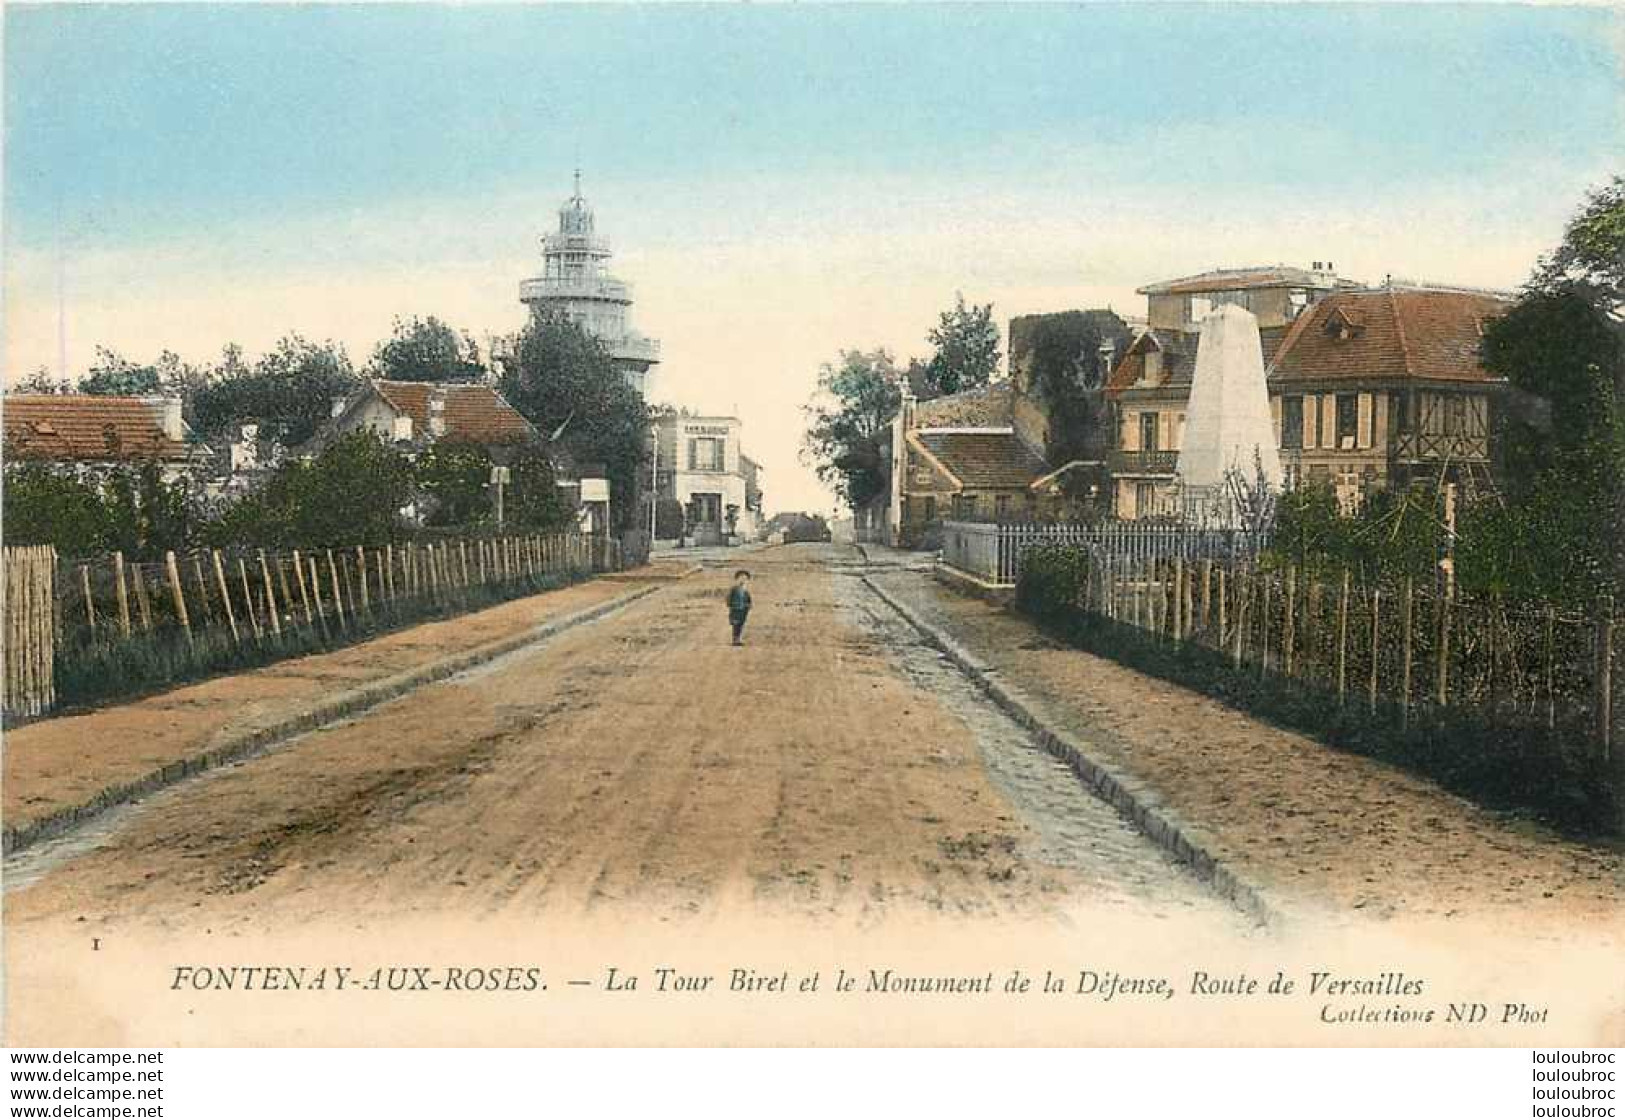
[1107,449,1179,476]
[519,276,632,303]
[1391,432,1489,463]
[609,335,661,363]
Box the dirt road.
[13,545,1623,1046]
[4,544,1226,933]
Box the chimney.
[161,398,184,442]
[428,391,447,438]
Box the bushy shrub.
[1015,544,1090,618]
[2,462,201,560]
[654,496,685,539]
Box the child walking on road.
[727,570,752,646]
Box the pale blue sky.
[5,3,1622,511]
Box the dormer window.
[1141,350,1163,386]
[1324,307,1364,341]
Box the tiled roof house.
[3,395,202,476]
[310,380,540,455]
[1105,264,1353,519]
[1267,285,1511,501]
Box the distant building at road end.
[519,172,661,397]
[654,412,762,545]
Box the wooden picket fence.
[56,532,617,653]
[1075,553,1619,754]
[3,545,57,719]
[5,532,618,720]
[939,520,1265,587]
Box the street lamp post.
[649,423,659,543]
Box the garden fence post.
[308,556,329,638]
[1435,579,1451,708]
[1259,575,1271,679]
[327,550,346,630]
[1200,559,1212,642]
[113,551,132,638]
[1369,586,1381,714]
[1338,568,1350,705]
[80,565,96,634]
[1400,577,1414,729]
[192,555,214,626]
[356,546,370,616]
[1173,557,1185,643]
[1283,566,1296,679]
[277,556,296,634]
[260,550,282,638]
[165,551,192,644]
[292,550,314,628]
[238,556,262,639]
[212,551,240,643]
[131,563,153,633]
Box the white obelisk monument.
[1176,303,1284,527]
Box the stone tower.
[519,172,661,395]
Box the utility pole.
[649,423,660,542]
[491,465,510,529]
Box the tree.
[206,431,414,548]
[1478,292,1623,603]
[13,367,71,394]
[924,293,1000,396]
[0,465,110,554]
[99,463,200,558]
[497,314,649,533]
[1531,174,1625,314]
[410,439,571,531]
[413,441,497,528]
[1,461,201,559]
[1015,310,1132,503]
[191,334,360,448]
[503,442,573,531]
[369,316,487,384]
[78,348,160,396]
[800,349,902,510]
[1476,178,1625,604]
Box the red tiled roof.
[913,383,1013,428]
[915,432,1049,490]
[1269,288,1510,384]
[371,381,538,444]
[1106,330,1195,394]
[2,395,193,462]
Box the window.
[1135,482,1157,518]
[994,494,1012,521]
[1140,412,1159,452]
[1335,394,1358,449]
[1189,296,1214,322]
[1444,396,1469,435]
[922,496,937,523]
[688,437,724,471]
[953,494,976,520]
[1281,396,1304,449]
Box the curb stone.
[861,573,1278,928]
[3,579,677,858]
